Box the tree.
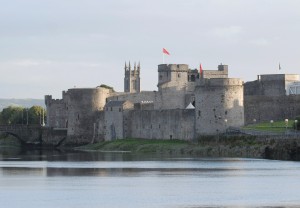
[0,106,24,124]
[0,105,46,125]
[28,106,45,125]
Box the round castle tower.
[195,78,244,135]
[65,87,111,141]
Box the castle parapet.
[45,95,65,106]
[202,64,228,79]
[158,64,189,72]
[198,78,243,87]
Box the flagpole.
[279,62,281,74]
[163,53,164,64]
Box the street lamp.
[270,120,274,128]
[22,110,24,125]
[285,119,289,132]
[295,120,298,130]
[42,108,45,126]
[253,118,256,124]
[26,109,29,125]
[224,119,228,134]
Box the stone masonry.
[46,62,290,144]
[244,74,300,124]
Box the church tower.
[124,61,141,93]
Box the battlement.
[258,74,299,81]
[202,64,228,79]
[218,64,228,72]
[44,95,65,105]
[45,95,52,101]
[158,64,189,72]
[66,87,111,94]
[198,78,243,87]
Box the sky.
[0,0,300,99]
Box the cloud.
[249,37,280,46]
[11,59,53,67]
[211,26,243,38]
[249,38,270,46]
[0,59,106,69]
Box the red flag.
[162,48,170,55]
[200,63,203,75]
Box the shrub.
[98,84,115,92]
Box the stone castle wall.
[95,111,105,142]
[128,109,195,140]
[108,90,191,110]
[244,79,286,96]
[244,74,300,124]
[155,90,188,109]
[195,78,244,135]
[108,91,156,105]
[244,95,300,124]
[104,101,134,141]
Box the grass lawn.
[76,138,191,153]
[243,120,296,133]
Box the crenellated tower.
[124,61,141,93]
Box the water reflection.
[1,148,300,208]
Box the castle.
[45,62,300,144]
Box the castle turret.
[124,60,141,93]
[157,64,189,91]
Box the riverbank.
[76,136,264,158]
[76,135,300,161]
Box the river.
[0,147,300,208]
